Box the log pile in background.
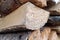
[0,0,60,40]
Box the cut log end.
[0,2,50,31]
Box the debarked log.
[0,2,50,31]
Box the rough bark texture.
[0,30,41,40]
[0,0,29,18]
[0,0,21,17]
[0,32,31,40]
[46,16,60,26]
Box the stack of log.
[0,0,60,40]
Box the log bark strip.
[0,30,41,40]
[46,16,60,26]
[0,2,50,31]
[50,11,60,16]
[0,32,30,40]
[0,0,28,17]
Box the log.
[0,2,50,31]
[0,32,30,40]
[58,35,60,40]
[44,26,60,33]
[48,31,58,40]
[41,27,51,40]
[19,0,28,4]
[0,0,49,17]
[50,11,60,16]
[29,0,47,8]
[28,30,42,40]
[50,26,60,33]
[46,16,60,26]
[49,3,60,16]
[0,30,41,40]
[44,0,60,10]
[0,0,28,17]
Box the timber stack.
[0,0,60,40]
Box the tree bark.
[0,0,28,18]
[0,30,41,40]
[46,16,60,26]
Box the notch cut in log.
[0,2,50,31]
